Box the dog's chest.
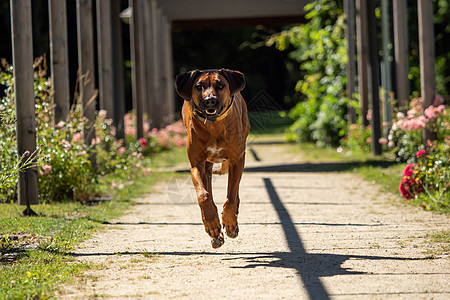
[205,143,227,163]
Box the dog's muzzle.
[200,96,222,115]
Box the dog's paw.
[225,225,239,239]
[211,232,225,249]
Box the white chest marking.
[207,147,223,155]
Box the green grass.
[248,110,293,135]
[354,163,406,197]
[423,230,450,255]
[149,146,188,169]
[0,200,118,298]
[0,150,181,299]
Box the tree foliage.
[266,0,350,147]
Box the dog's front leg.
[190,163,224,248]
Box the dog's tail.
[212,161,229,175]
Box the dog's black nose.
[202,96,217,107]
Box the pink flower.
[117,147,125,155]
[378,138,388,145]
[366,109,372,121]
[42,164,52,174]
[125,127,136,137]
[424,106,439,120]
[72,132,82,143]
[55,121,65,128]
[433,94,444,106]
[139,138,147,149]
[98,110,107,119]
[62,140,72,149]
[91,137,100,146]
[416,150,426,158]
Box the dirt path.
[62,141,449,299]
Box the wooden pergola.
[10,0,308,210]
[346,0,437,155]
[10,0,438,210]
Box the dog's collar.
[192,95,234,125]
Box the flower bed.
[0,59,187,203]
[393,96,449,211]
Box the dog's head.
[175,69,245,117]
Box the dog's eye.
[216,84,224,90]
[195,85,203,91]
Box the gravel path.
[62,141,449,299]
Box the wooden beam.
[151,1,164,128]
[344,0,357,124]
[171,16,306,30]
[367,0,382,155]
[355,0,369,127]
[393,0,409,110]
[418,0,437,142]
[76,0,97,148]
[10,0,39,207]
[163,16,175,123]
[97,0,115,119]
[111,0,126,140]
[130,0,144,139]
[142,0,154,128]
[48,0,70,125]
[381,0,393,135]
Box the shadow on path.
[174,160,398,173]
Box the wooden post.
[367,0,382,155]
[393,0,410,111]
[130,0,144,139]
[157,9,169,125]
[151,1,164,128]
[97,0,115,119]
[10,0,39,210]
[344,0,357,124]
[76,0,97,150]
[355,0,370,127]
[381,0,393,136]
[48,0,70,125]
[111,0,126,140]
[142,0,154,128]
[163,16,175,123]
[418,0,437,143]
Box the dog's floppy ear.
[219,69,246,95]
[175,70,200,100]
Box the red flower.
[139,138,147,149]
[399,163,422,199]
[416,150,426,159]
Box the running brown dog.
[175,69,250,248]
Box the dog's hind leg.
[222,155,245,238]
[191,162,224,248]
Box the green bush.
[0,62,41,200]
[266,0,350,147]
